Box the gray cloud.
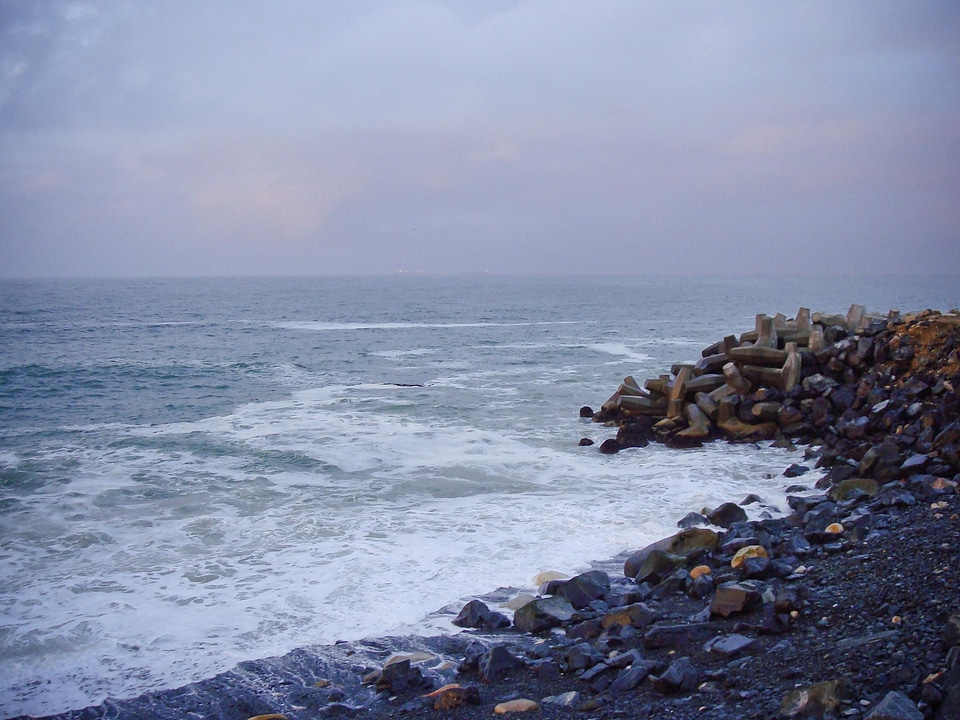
[1,1,958,276]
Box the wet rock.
[479,645,524,684]
[839,415,870,439]
[938,659,960,720]
[579,406,594,418]
[778,530,812,557]
[558,569,610,610]
[598,438,621,454]
[873,487,916,508]
[707,501,748,528]
[864,690,923,720]
[631,549,683,585]
[787,493,829,515]
[452,600,511,630]
[784,463,810,477]
[677,511,709,529]
[623,528,719,578]
[375,659,425,694]
[513,596,575,633]
[578,437,594,446]
[616,420,654,449]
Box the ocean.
[2,274,958,717]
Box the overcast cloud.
[1,1,958,277]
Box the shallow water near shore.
[1,274,958,717]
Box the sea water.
[1,274,958,717]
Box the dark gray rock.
[677,511,709,529]
[802,503,837,534]
[564,642,604,672]
[452,599,510,630]
[478,645,524,684]
[803,373,838,396]
[708,502,748,528]
[704,633,757,659]
[900,453,929,475]
[610,660,660,693]
[375,659,425,694]
[686,572,714,599]
[632,549,683,585]
[652,656,700,694]
[864,690,923,720]
[738,555,771,579]
[559,569,610,610]
[784,463,810,478]
[644,622,724,649]
[512,596,575,633]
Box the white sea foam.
[590,342,654,365]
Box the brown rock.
[710,582,758,617]
[601,602,656,630]
[780,678,850,718]
[623,528,719,578]
[730,545,768,569]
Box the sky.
[0,1,958,277]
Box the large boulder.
[623,528,719,579]
[452,599,511,630]
[707,502,748,528]
[512,596,576,633]
[558,570,610,609]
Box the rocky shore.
[16,306,960,720]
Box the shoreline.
[13,306,960,720]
